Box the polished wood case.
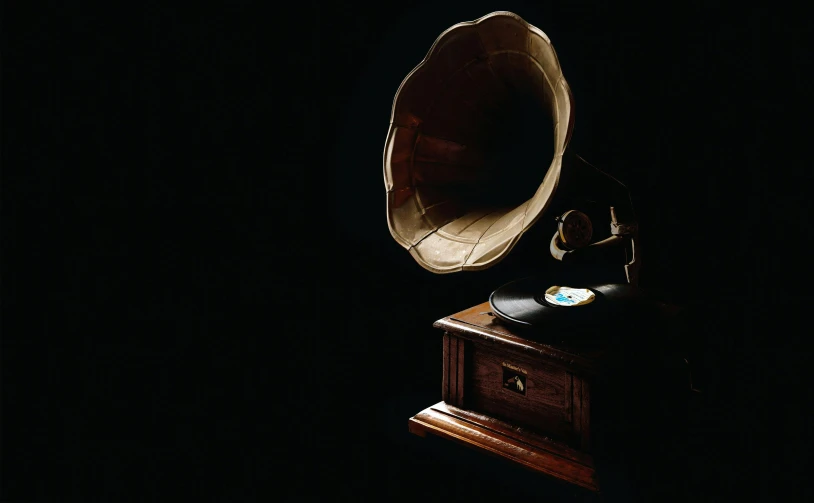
[408,302,609,493]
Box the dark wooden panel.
[408,402,599,492]
[467,339,574,442]
[580,378,591,451]
[443,405,593,467]
[568,374,593,452]
[442,334,466,408]
[564,371,573,422]
[572,374,583,442]
[450,333,458,405]
[456,337,465,407]
[442,333,450,403]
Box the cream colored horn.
[383,11,574,273]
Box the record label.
[544,286,595,307]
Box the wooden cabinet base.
[409,401,599,493]
[408,302,610,494]
[408,301,686,497]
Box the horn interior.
[384,12,574,273]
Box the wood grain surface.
[408,402,599,493]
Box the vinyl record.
[488,276,665,333]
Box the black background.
[3,1,813,501]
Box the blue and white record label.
[544,286,596,307]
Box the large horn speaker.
[383,11,575,274]
[384,11,639,285]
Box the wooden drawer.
[442,332,591,450]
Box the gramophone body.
[413,304,603,491]
[383,12,683,496]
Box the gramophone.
[384,11,692,497]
